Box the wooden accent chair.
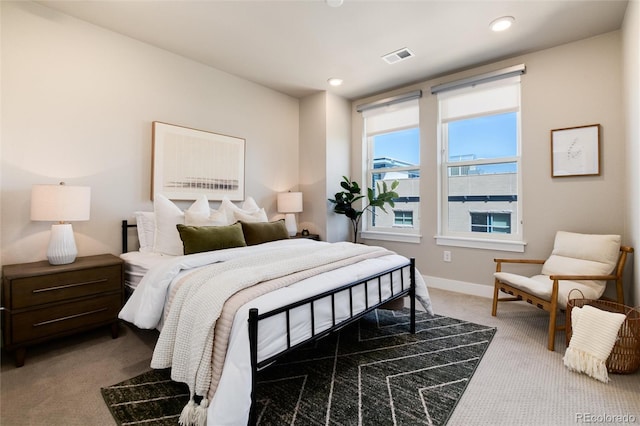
[491,231,633,351]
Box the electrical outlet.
[443,250,452,262]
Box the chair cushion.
[541,231,621,294]
[494,272,603,307]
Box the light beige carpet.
[1,287,638,425]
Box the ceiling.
[37,0,629,100]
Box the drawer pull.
[32,279,108,294]
[32,308,109,327]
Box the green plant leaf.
[329,178,400,237]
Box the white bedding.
[118,239,432,425]
[120,251,174,292]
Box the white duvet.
[119,239,432,425]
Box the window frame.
[359,99,421,244]
[435,77,525,252]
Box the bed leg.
[248,308,259,426]
[410,258,416,334]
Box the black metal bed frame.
[247,259,416,425]
[121,220,416,426]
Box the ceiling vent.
[382,48,415,64]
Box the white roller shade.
[363,98,419,134]
[438,76,520,122]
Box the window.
[394,210,414,226]
[357,93,421,243]
[434,66,524,252]
[470,212,511,233]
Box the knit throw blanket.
[563,304,626,383]
[150,242,391,425]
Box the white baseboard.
[423,275,494,299]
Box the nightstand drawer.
[10,265,122,309]
[11,293,122,344]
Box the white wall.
[298,92,351,242]
[352,31,630,297]
[325,93,351,243]
[622,0,640,305]
[299,93,327,238]
[1,2,300,265]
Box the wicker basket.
[566,294,640,374]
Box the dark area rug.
[102,308,495,425]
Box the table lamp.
[31,182,91,265]
[277,191,303,237]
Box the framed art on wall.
[551,124,600,177]
[151,121,245,200]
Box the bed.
[117,195,433,426]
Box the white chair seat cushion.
[494,272,603,307]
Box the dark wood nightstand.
[1,254,124,367]
[291,233,320,241]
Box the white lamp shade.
[31,184,91,222]
[277,192,303,213]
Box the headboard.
[121,220,137,253]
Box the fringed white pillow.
[563,305,626,383]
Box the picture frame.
[151,121,245,200]
[550,124,600,177]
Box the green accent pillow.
[240,219,290,246]
[176,222,247,255]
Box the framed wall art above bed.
[151,121,246,201]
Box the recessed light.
[326,0,344,7]
[328,78,343,86]
[490,16,515,32]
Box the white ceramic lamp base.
[47,223,78,265]
[284,213,298,237]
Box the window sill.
[435,235,526,252]
[360,231,421,244]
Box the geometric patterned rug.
[102,308,495,425]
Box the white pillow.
[134,211,155,253]
[241,196,260,212]
[233,208,268,223]
[220,196,262,224]
[153,194,210,255]
[185,208,228,226]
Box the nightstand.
[1,254,124,367]
[292,233,320,241]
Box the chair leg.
[491,280,500,316]
[547,308,557,351]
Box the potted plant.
[328,176,399,243]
